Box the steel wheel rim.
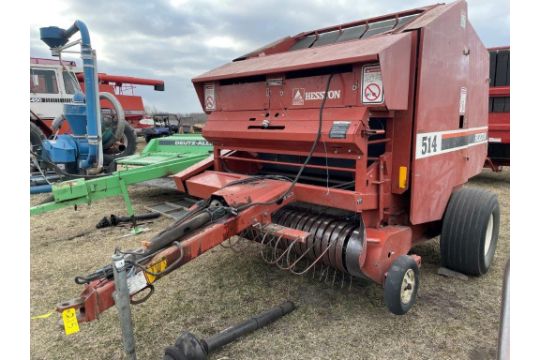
[400,269,415,304]
[484,213,494,256]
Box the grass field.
[30,168,509,360]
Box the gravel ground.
[30,168,509,360]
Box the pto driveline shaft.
[164,301,296,360]
[205,301,296,352]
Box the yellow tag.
[144,258,167,284]
[62,308,80,335]
[31,311,54,320]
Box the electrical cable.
[233,72,335,212]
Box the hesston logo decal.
[292,88,341,105]
[292,88,305,105]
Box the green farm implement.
[30,134,212,216]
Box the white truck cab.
[30,58,80,120]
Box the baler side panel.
[378,32,412,111]
[390,31,418,194]
[410,1,489,225]
[463,22,489,167]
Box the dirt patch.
[30,168,509,359]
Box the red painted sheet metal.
[184,170,377,213]
[77,73,164,88]
[203,107,367,154]
[488,45,510,52]
[185,170,248,199]
[378,32,412,110]
[173,155,214,192]
[402,2,451,31]
[410,0,488,224]
[489,86,509,97]
[488,113,510,144]
[193,32,411,82]
[362,226,412,283]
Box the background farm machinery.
[30,134,213,216]
[30,50,165,177]
[29,21,186,201]
[486,47,510,171]
[30,58,164,132]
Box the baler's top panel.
[233,5,434,61]
[193,6,436,84]
[281,14,420,52]
[192,3,449,113]
[194,33,409,82]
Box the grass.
[30,168,509,360]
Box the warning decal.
[204,83,216,111]
[292,88,305,106]
[362,64,384,104]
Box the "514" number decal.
[416,134,441,159]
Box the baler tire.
[383,255,419,315]
[440,187,500,276]
[103,121,137,165]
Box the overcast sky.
[29,0,509,113]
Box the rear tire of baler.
[384,255,419,315]
[103,121,137,165]
[440,187,500,276]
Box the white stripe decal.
[415,127,488,159]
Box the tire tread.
[440,188,499,276]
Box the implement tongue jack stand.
[112,252,137,360]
